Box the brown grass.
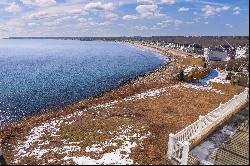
[0,43,246,165]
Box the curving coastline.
[0,41,170,131]
[0,42,245,165]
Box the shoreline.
[0,42,246,165]
[0,41,171,131]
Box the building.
[204,47,229,61]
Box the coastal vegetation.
[0,41,247,165]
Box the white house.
[203,47,228,61]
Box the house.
[204,47,229,61]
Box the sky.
[0,0,249,37]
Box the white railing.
[167,88,249,165]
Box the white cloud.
[233,6,240,15]
[135,25,148,30]
[4,2,21,13]
[193,11,198,15]
[27,22,40,26]
[21,0,56,7]
[104,13,119,20]
[68,9,83,14]
[84,2,114,11]
[161,18,183,27]
[225,23,233,28]
[160,0,176,5]
[43,20,61,26]
[233,6,241,11]
[178,7,189,12]
[123,4,165,20]
[78,17,87,22]
[136,5,157,17]
[137,0,176,5]
[201,5,230,17]
[204,21,209,24]
[27,11,57,20]
[233,10,240,15]
[136,4,165,18]
[122,15,138,20]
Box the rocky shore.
[0,42,245,165]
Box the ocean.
[0,39,166,128]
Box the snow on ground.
[13,110,87,163]
[125,88,167,101]
[172,69,229,94]
[64,126,151,165]
[13,110,150,165]
[200,69,230,85]
[92,100,119,109]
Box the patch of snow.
[183,66,196,75]
[172,69,230,94]
[13,109,88,163]
[125,88,166,101]
[202,69,230,85]
[85,144,103,153]
[64,125,151,165]
[92,101,119,109]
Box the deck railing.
[167,88,249,165]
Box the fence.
[167,88,249,165]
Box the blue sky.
[0,0,248,37]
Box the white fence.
[167,88,249,165]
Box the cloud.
[4,2,21,13]
[21,0,56,7]
[78,17,87,22]
[204,21,208,24]
[84,2,114,11]
[233,6,241,11]
[135,25,148,30]
[162,18,183,27]
[160,0,176,5]
[136,5,158,17]
[43,20,61,26]
[67,9,83,14]
[233,6,240,15]
[27,11,57,20]
[104,13,119,20]
[225,23,233,28]
[178,7,189,12]
[122,15,138,20]
[137,0,176,5]
[233,10,240,15]
[136,4,165,18]
[201,5,230,17]
[123,4,165,20]
[27,22,40,26]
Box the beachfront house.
[203,47,229,61]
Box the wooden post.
[167,133,175,160]
[181,141,191,165]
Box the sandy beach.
[0,42,245,165]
